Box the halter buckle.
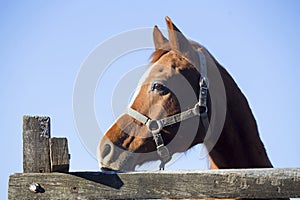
[198,76,208,113]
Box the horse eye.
[151,83,169,94]
[152,83,163,91]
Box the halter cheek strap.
[125,50,210,170]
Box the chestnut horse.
[98,17,287,200]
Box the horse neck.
[208,65,273,169]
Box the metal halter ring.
[147,119,163,134]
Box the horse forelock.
[150,40,206,66]
[150,49,169,64]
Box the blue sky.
[1,1,300,199]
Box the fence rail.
[9,168,300,199]
[7,116,300,199]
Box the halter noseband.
[125,50,210,170]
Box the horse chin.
[101,163,136,172]
[100,151,138,172]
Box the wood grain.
[23,116,51,173]
[49,137,70,172]
[8,168,300,199]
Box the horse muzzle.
[98,138,136,172]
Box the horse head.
[98,17,218,171]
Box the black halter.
[125,50,210,170]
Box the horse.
[98,17,287,200]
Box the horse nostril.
[102,143,112,159]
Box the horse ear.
[165,16,200,68]
[153,25,169,50]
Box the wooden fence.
[8,116,300,199]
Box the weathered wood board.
[23,116,51,173]
[49,137,70,172]
[8,168,300,199]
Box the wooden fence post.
[49,138,70,172]
[23,116,51,173]
[22,116,70,173]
